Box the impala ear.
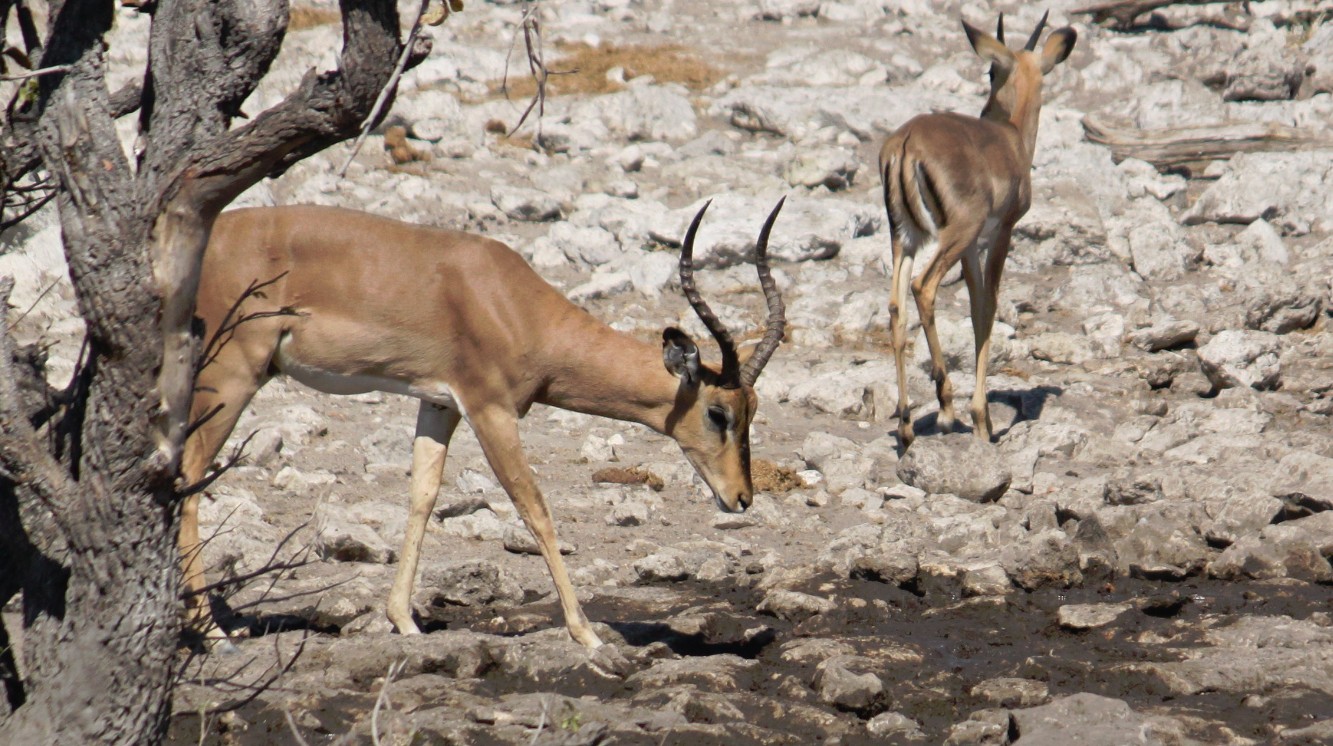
[662,327,701,387]
[1040,27,1077,73]
[962,19,1015,72]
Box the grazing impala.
[182,199,787,650]
[880,12,1076,447]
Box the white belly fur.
[274,336,460,410]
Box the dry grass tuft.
[752,458,804,494]
[289,5,341,31]
[491,42,721,100]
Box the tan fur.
[181,205,770,649]
[878,17,1076,447]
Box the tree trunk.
[0,0,425,741]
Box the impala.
[180,199,786,650]
[880,12,1076,447]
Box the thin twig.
[4,275,63,332]
[194,272,293,377]
[225,575,357,616]
[501,1,557,139]
[0,63,70,81]
[284,707,313,746]
[528,696,549,745]
[183,520,313,599]
[176,429,260,497]
[337,0,432,177]
[194,704,212,746]
[370,659,408,746]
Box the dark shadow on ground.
[607,619,777,659]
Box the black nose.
[737,493,752,512]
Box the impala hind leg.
[888,245,916,448]
[960,245,991,440]
[468,403,603,649]
[912,225,984,435]
[970,231,1013,442]
[180,352,268,644]
[386,402,461,634]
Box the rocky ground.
[4,0,1333,743]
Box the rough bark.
[1072,0,1235,30]
[0,0,423,742]
[1082,115,1333,173]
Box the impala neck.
[980,66,1044,168]
[538,316,682,436]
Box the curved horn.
[1025,10,1049,51]
[679,200,740,384]
[739,197,787,388]
[996,13,1005,45]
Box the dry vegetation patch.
[289,5,342,30]
[591,465,665,491]
[752,458,803,494]
[491,43,722,100]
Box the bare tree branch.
[338,0,434,176]
[0,278,83,547]
[0,63,70,80]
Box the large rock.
[1126,210,1193,281]
[313,504,395,564]
[490,185,562,222]
[633,550,690,583]
[1197,330,1282,391]
[653,194,879,267]
[418,558,525,608]
[752,48,888,88]
[319,631,496,685]
[570,83,697,143]
[755,0,820,21]
[866,711,928,740]
[1011,181,1111,269]
[1000,529,1083,590]
[1131,615,1333,699]
[532,223,621,267]
[813,656,884,712]
[896,434,1012,502]
[1057,603,1132,631]
[1236,267,1321,334]
[972,677,1049,709]
[784,147,860,191]
[1207,511,1333,583]
[1011,693,1169,745]
[757,589,834,621]
[785,361,895,421]
[1274,451,1333,512]
[1127,319,1200,352]
[711,83,964,142]
[1201,23,1308,101]
[1182,151,1333,235]
[1110,508,1211,580]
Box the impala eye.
[706,406,730,431]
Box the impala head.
[963,11,1077,155]
[661,198,787,514]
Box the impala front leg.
[468,404,603,649]
[387,402,462,634]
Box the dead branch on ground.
[1072,0,1243,30]
[1082,114,1333,173]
